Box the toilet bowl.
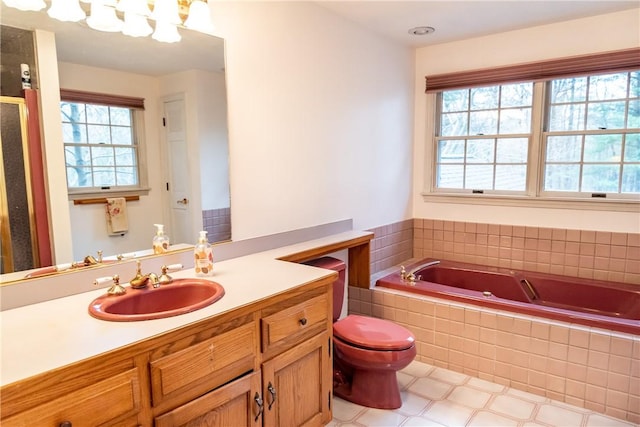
[303,257,416,409]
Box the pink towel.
[106,197,128,234]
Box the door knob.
[177,198,189,205]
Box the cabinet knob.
[59,422,72,427]
[299,317,307,326]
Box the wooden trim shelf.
[73,196,140,205]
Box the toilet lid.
[333,315,415,351]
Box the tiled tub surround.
[202,207,231,243]
[361,220,640,421]
[348,284,640,423]
[413,219,640,285]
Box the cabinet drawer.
[2,368,141,427]
[261,294,328,353]
[150,322,256,406]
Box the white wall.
[58,62,166,258]
[211,1,415,241]
[196,70,230,211]
[413,8,640,233]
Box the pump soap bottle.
[153,224,170,254]
[194,230,214,277]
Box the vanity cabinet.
[1,271,336,427]
[1,357,144,427]
[261,332,331,427]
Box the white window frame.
[60,95,150,201]
[423,76,640,213]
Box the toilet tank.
[302,257,346,322]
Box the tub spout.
[408,260,440,278]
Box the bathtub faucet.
[400,260,440,284]
[407,260,440,278]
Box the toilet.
[304,257,416,409]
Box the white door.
[163,98,192,244]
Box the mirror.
[0,4,230,282]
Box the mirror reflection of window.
[60,90,147,196]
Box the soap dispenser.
[153,224,170,254]
[194,230,213,277]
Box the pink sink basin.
[88,279,225,321]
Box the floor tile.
[396,391,430,416]
[422,400,474,426]
[489,394,536,420]
[333,397,366,422]
[447,385,491,409]
[429,367,468,385]
[466,376,506,393]
[535,403,586,426]
[585,413,637,427]
[401,415,447,426]
[355,408,407,427]
[331,361,634,427]
[408,377,452,400]
[466,411,519,426]
[396,371,415,390]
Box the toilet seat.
[333,314,415,351]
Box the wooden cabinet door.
[261,332,331,427]
[155,371,263,427]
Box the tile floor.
[329,361,636,427]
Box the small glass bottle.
[152,224,170,254]
[194,230,213,277]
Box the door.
[155,371,263,427]
[163,97,192,244]
[261,332,331,427]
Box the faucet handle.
[94,274,126,296]
[96,250,103,263]
[158,264,182,284]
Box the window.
[427,49,640,205]
[543,73,639,195]
[59,90,147,197]
[436,83,532,192]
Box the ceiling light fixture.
[408,26,435,36]
[47,0,86,22]
[3,0,214,43]
[2,0,46,12]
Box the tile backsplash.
[369,219,640,285]
[202,208,231,243]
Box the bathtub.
[376,259,640,335]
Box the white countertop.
[0,230,370,387]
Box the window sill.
[421,192,640,213]
[68,188,150,202]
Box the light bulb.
[184,0,214,34]
[2,0,46,11]
[47,0,86,22]
[150,0,181,25]
[152,20,181,43]
[122,11,153,37]
[87,0,124,32]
